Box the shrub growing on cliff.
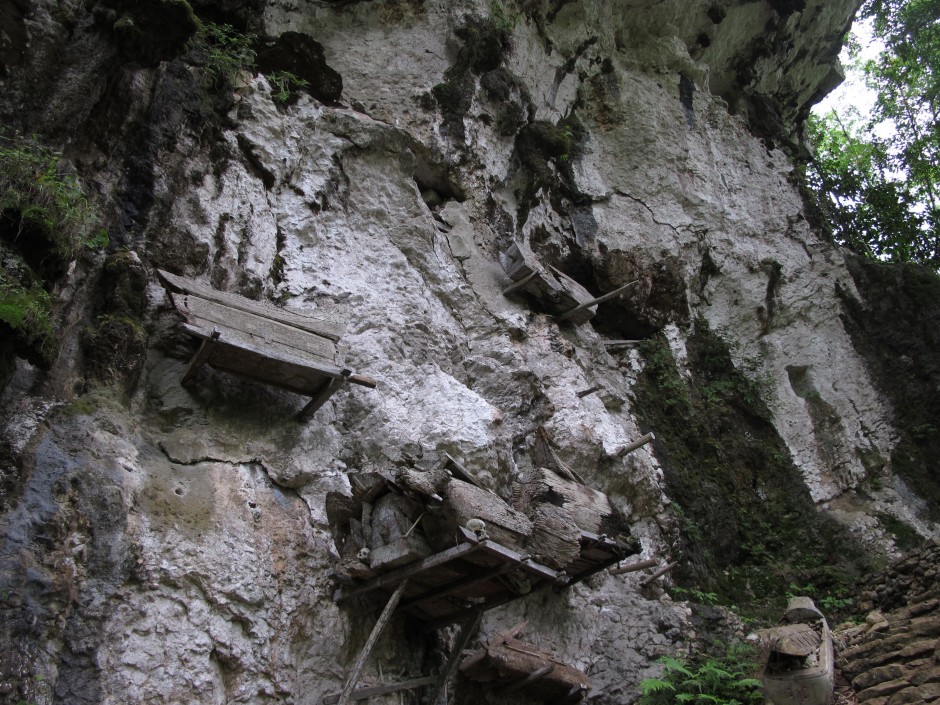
[639,645,763,705]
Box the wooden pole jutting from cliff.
[576,385,603,398]
[604,340,643,348]
[609,558,659,576]
[298,369,351,421]
[335,579,410,705]
[321,677,436,704]
[181,328,220,386]
[502,271,539,296]
[428,610,483,705]
[617,432,655,457]
[557,280,638,322]
[640,561,679,587]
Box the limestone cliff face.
[1,1,938,704]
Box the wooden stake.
[502,271,539,296]
[640,561,679,587]
[428,611,482,705]
[321,676,435,704]
[557,280,638,322]
[298,369,352,422]
[181,328,220,387]
[608,558,659,576]
[604,340,643,348]
[576,385,602,399]
[617,432,656,457]
[335,579,410,705]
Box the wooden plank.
[336,579,410,705]
[173,293,338,362]
[399,557,525,610]
[321,677,435,705]
[557,280,638,322]
[333,541,483,603]
[427,611,482,705]
[158,269,346,341]
[604,340,643,348]
[441,453,492,494]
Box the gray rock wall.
[1,0,938,703]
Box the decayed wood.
[604,340,643,348]
[158,269,345,341]
[524,503,581,571]
[496,664,555,694]
[557,280,638,322]
[515,468,630,539]
[172,292,338,363]
[349,473,388,503]
[321,676,436,704]
[617,432,655,457]
[640,560,679,586]
[608,558,659,576]
[441,453,493,494]
[531,428,585,484]
[440,480,533,552]
[502,270,539,296]
[499,244,596,325]
[576,385,602,399]
[427,611,482,705]
[335,578,410,705]
[460,637,590,700]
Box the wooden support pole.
[428,611,483,705]
[321,676,436,704]
[576,385,603,399]
[604,339,643,349]
[640,561,679,587]
[502,271,539,296]
[558,280,638,322]
[299,369,352,422]
[608,558,659,577]
[495,664,555,695]
[335,579,410,705]
[181,329,220,387]
[617,432,656,458]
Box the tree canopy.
[807,0,940,264]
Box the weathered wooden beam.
[181,329,220,387]
[158,269,346,341]
[617,432,656,457]
[609,558,659,576]
[399,556,526,610]
[333,541,482,603]
[495,664,555,695]
[335,579,410,705]
[441,452,491,493]
[298,369,351,422]
[557,280,638,322]
[640,561,679,587]
[428,611,483,705]
[321,676,435,704]
[576,385,602,399]
[604,339,643,348]
[502,270,539,296]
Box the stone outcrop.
[837,541,940,705]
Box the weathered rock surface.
[837,541,940,705]
[1,0,939,704]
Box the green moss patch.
[839,256,940,521]
[631,320,874,620]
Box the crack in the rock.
[613,189,684,238]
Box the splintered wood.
[460,623,590,702]
[499,242,597,325]
[157,269,376,421]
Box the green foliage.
[195,21,256,85]
[639,646,763,705]
[0,134,100,261]
[0,273,56,364]
[268,70,310,103]
[671,586,720,605]
[489,0,520,33]
[806,0,940,264]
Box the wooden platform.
[158,270,376,421]
[334,526,629,628]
